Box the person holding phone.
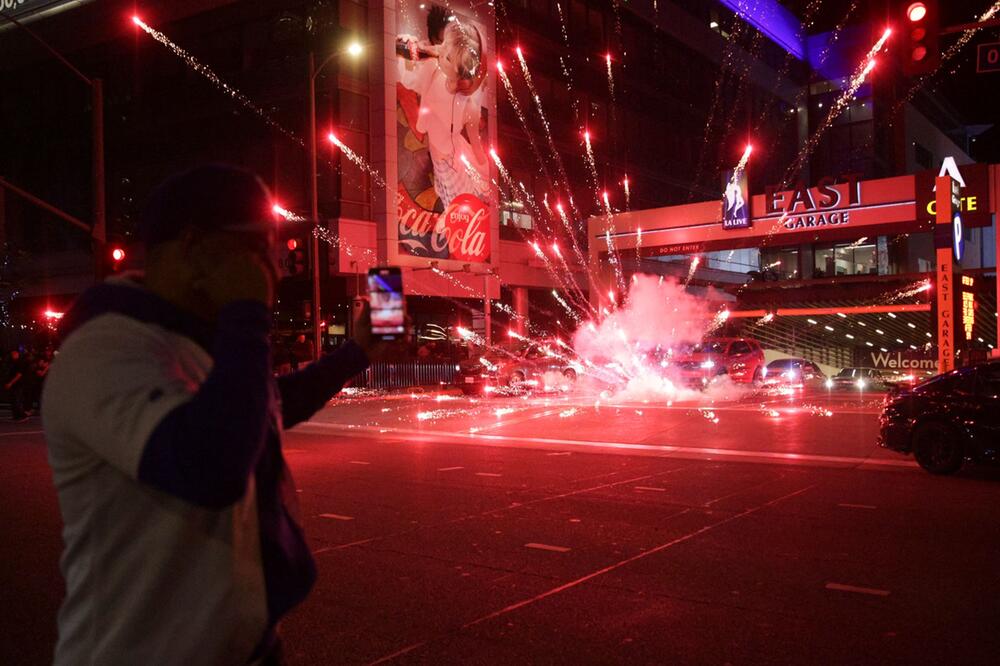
[41,165,371,665]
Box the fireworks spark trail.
[431,267,482,298]
[885,279,933,302]
[623,175,631,211]
[491,146,591,308]
[734,143,753,175]
[553,3,583,128]
[601,191,627,294]
[514,47,581,222]
[783,28,892,184]
[894,2,1000,111]
[495,60,557,197]
[689,18,753,199]
[940,2,1000,62]
[753,0,844,135]
[272,204,306,222]
[313,225,379,265]
[605,53,616,104]
[684,256,700,286]
[529,241,590,313]
[552,289,582,323]
[553,201,593,284]
[489,148,541,221]
[705,308,731,335]
[131,16,307,149]
[327,132,388,190]
[583,130,601,204]
[459,153,491,200]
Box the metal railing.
[350,362,459,390]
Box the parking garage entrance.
[588,164,1000,373]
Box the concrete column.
[512,286,529,336]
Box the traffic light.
[276,223,309,278]
[902,1,939,77]
[101,241,127,276]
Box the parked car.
[825,367,887,391]
[879,361,1000,474]
[882,369,934,393]
[454,340,581,395]
[762,358,826,389]
[672,337,766,388]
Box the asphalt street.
[3,386,1000,664]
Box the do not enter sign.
[978,42,1000,73]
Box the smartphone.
[367,267,405,339]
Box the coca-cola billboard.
[397,186,489,263]
[393,1,494,265]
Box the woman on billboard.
[397,5,489,208]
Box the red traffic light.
[286,239,299,251]
[111,247,126,262]
[907,2,927,22]
[901,0,938,76]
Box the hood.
[675,351,724,363]
[58,274,213,351]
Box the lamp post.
[307,41,363,360]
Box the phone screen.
[367,267,405,338]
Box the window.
[500,203,533,238]
[814,242,878,278]
[730,341,751,355]
[760,248,799,279]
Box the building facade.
[1,0,989,353]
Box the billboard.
[393,3,494,266]
[722,168,750,230]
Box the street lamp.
[307,40,363,360]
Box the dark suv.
[879,361,1000,474]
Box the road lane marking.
[311,467,696,556]
[825,582,890,597]
[348,460,370,465]
[319,513,354,521]
[369,484,816,664]
[475,472,502,477]
[837,503,877,510]
[634,486,666,492]
[300,422,916,470]
[437,466,464,472]
[525,543,571,553]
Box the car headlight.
[825,379,833,388]
[761,367,768,377]
[700,360,715,369]
[856,379,866,389]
